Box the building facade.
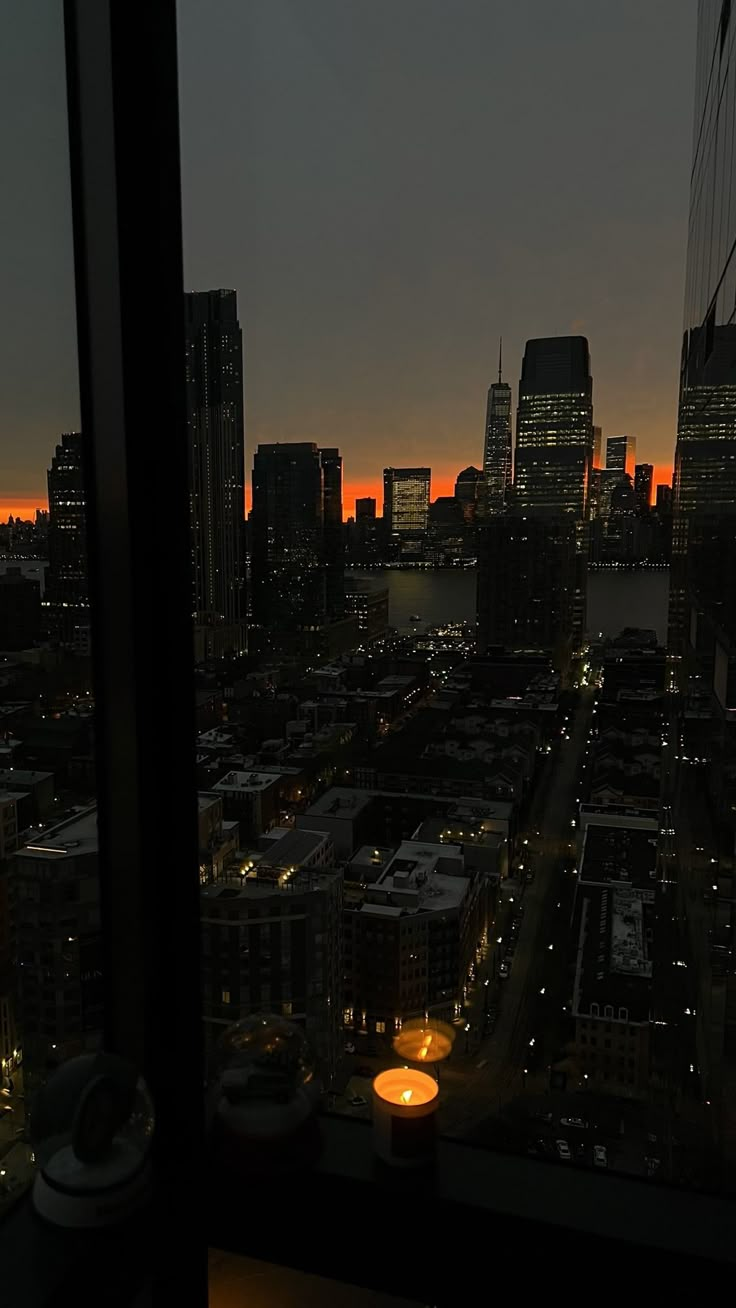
[670,3,736,651]
[476,515,577,668]
[382,468,431,536]
[634,463,654,515]
[514,336,594,518]
[8,810,102,1084]
[45,432,89,648]
[606,435,637,478]
[250,442,345,648]
[185,290,246,650]
[200,833,343,1080]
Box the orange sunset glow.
[2,463,675,525]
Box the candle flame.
[400,1089,413,1104]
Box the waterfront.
[351,566,670,644]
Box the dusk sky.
[3,0,695,519]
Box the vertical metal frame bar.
[64,2,205,1299]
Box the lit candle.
[372,1069,439,1168]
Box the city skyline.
[2,0,692,520]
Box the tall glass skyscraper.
[185,290,246,644]
[482,341,512,513]
[606,434,637,478]
[514,336,594,517]
[251,442,345,643]
[669,2,736,652]
[45,431,89,648]
[669,0,736,1164]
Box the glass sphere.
[207,1015,320,1149]
[210,1014,316,1103]
[31,1052,154,1191]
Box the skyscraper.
[185,290,246,649]
[319,447,346,624]
[251,442,345,647]
[482,340,512,513]
[514,336,594,517]
[45,432,89,648]
[383,468,431,535]
[606,435,637,478]
[476,515,577,667]
[634,463,654,515]
[667,0,736,1164]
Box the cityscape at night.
[4,1,736,1301]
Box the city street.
[439,685,594,1137]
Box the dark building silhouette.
[455,466,485,521]
[476,515,576,669]
[0,570,41,650]
[514,336,594,518]
[45,432,89,648]
[610,475,636,517]
[634,463,654,515]
[351,497,383,566]
[482,340,513,513]
[656,484,673,514]
[251,442,345,651]
[185,290,246,653]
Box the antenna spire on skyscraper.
[498,336,503,384]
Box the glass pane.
[174,0,736,1230]
[1,0,95,1213]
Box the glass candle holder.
[372,1068,438,1169]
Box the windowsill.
[208,1114,736,1300]
[6,1115,736,1306]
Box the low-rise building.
[343,838,488,1036]
[571,881,654,1096]
[201,827,342,1079]
[209,768,283,839]
[8,808,102,1082]
[0,768,55,825]
[198,793,239,884]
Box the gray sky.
[2,0,696,514]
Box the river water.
[350,567,670,644]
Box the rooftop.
[256,827,331,869]
[352,839,470,914]
[304,787,373,819]
[212,770,281,794]
[579,822,659,888]
[0,768,53,785]
[573,883,655,1022]
[16,806,98,860]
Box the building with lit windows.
[185,289,246,655]
[514,336,594,517]
[606,435,637,478]
[482,344,513,513]
[200,827,342,1078]
[383,467,431,536]
[342,839,488,1037]
[669,2,736,653]
[45,432,89,648]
